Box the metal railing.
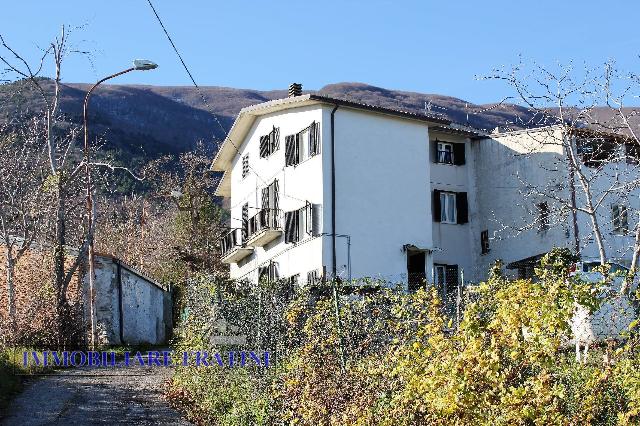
[248,208,281,238]
[220,228,244,257]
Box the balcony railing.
[220,228,253,264]
[246,208,282,246]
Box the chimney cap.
[288,83,302,97]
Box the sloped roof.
[211,94,458,196]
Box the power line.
[144,0,269,186]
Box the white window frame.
[440,192,457,224]
[437,142,454,164]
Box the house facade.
[212,89,639,290]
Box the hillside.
[3,80,637,164]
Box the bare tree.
[0,118,50,326]
[483,60,640,294]
[0,26,98,344]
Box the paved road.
[1,357,192,426]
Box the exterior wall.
[229,106,325,282]
[572,148,640,265]
[326,107,433,285]
[89,256,172,346]
[429,131,478,282]
[120,266,171,345]
[473,128,573,279]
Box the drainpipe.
[331,104,339,278]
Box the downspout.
[331,104,340,278]
[116,260,125,345]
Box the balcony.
[246,208,282,247]
[220,228,253,264]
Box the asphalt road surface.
[1,356,192,426]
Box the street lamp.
[83,60,157,349]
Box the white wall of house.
[229,105,325,282]
[326,107,433,285]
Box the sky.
[2,1,640,105]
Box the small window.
[440,192,457,223]
[437,142,454,164]
[612,205,629,235]
[481,230,490,254]
[241,154,249,179]
[537,202,549,233]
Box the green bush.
[168,249,640,425]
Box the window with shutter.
[259,126,280,158]
[285,135,300,166]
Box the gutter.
[331,104,339,278]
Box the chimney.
[288,83,302,97]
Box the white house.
[211,86,485,291]
[212,86,639,294]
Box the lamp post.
[84,60,157,349]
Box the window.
[285,121,320,167]
[285,135,300,166]
[440,192,457,223]
[612,205,629,235]
[434,140,465,165]
[537,202,549,233]
[261,180,279,211]
[259,126,280,158]
[434,264,458,314]
[241,154,249,179]
[258,261,280,283]
[307,269,322,285]
[437,142,454,164]
[481,230,490,254]
[433,190,468,224]
[284,203,314,244]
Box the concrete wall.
[88,255,172,346]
